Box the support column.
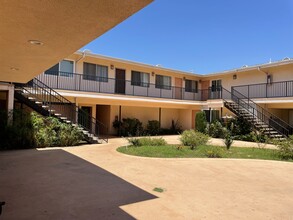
[159,107,162,128]
[118,105,122,136]
[92,105,96,134]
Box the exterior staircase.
[14,78,108,144]
[220,87,293,139]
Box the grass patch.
[117,145,293,162]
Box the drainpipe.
[75,49,90,64]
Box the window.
[131,71,150,87]
[204,110,220,123]
[44,60,74,77]
[59,60,74,77]
[185,80,198,93]
[83,62,108,82]
[155,75,171,90]
[211,80,222,91]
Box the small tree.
[180,130,209,150]
[195,111,207,133]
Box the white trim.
[75,51,293,78]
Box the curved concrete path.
[0,137,292,219]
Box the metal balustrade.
[36,72,209,101]
[232,80,293,99]
[16,78,108,143]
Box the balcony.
[36,72,221,102]
[233,80,293,99]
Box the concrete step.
[28,97,36,101]
[35,101,42,105]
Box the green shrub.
[227,116,253,136]
[180,130,209,150]
[120,118,144,137]
[206,121,227,138]
[195,111,207,133]
[127,137,167,146]
[32,112,84,148]
[127,137,141,146]
[146,120,160,135]
[276,135,293,160]
[0,110,34,150]
[206,148,223,158]
[224,133,234,150]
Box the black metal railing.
[217,87,293,137]
[232,80,293,99]
[16,78,108,143]
[37,71,210,101]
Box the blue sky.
[81,0,293,74]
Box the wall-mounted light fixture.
[152,72,155,76]
[233,74,237,80]
[183,77,186,81]
[110,64,114,70]
[199,79,202,84]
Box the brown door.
[201,80,210,100]
[115,69,126,94]
[175,78,183,99]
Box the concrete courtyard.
[0,137,292,219]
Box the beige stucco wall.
[203,64,293,91]
[67,54,202,88]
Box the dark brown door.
[201,80,210,100]
[115,69,126,94]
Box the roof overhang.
[0,0,153,83]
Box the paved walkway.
[0,137,292,219]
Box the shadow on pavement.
[0,149,157,219]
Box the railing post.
[99,79,101,93]
[286,81,288,97]
[79,74,81,91]
[248,85,250,99]
[266,83,268,98]
[57,74,59,89]
[160,88,162,98]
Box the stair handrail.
[231,88,293,132]
[19,78,109,143]
[221,87,292,137]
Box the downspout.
[75,49,88,63]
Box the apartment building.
[33,51,293,138]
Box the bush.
[0,110,84,149]
[127,137,167,147]
[234,131,269,143]
[276,135,293,160]
[195,111,207,133]
[205,121,227,138]
[31,112,84,148]
[146,120,160,136]
[223,133,233,150]
[180,130,209,150]
[119,118,144,137]
[0,110,34,149]
[127,137,141,146]
[206,148,223,158]
[229,117,253,136]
